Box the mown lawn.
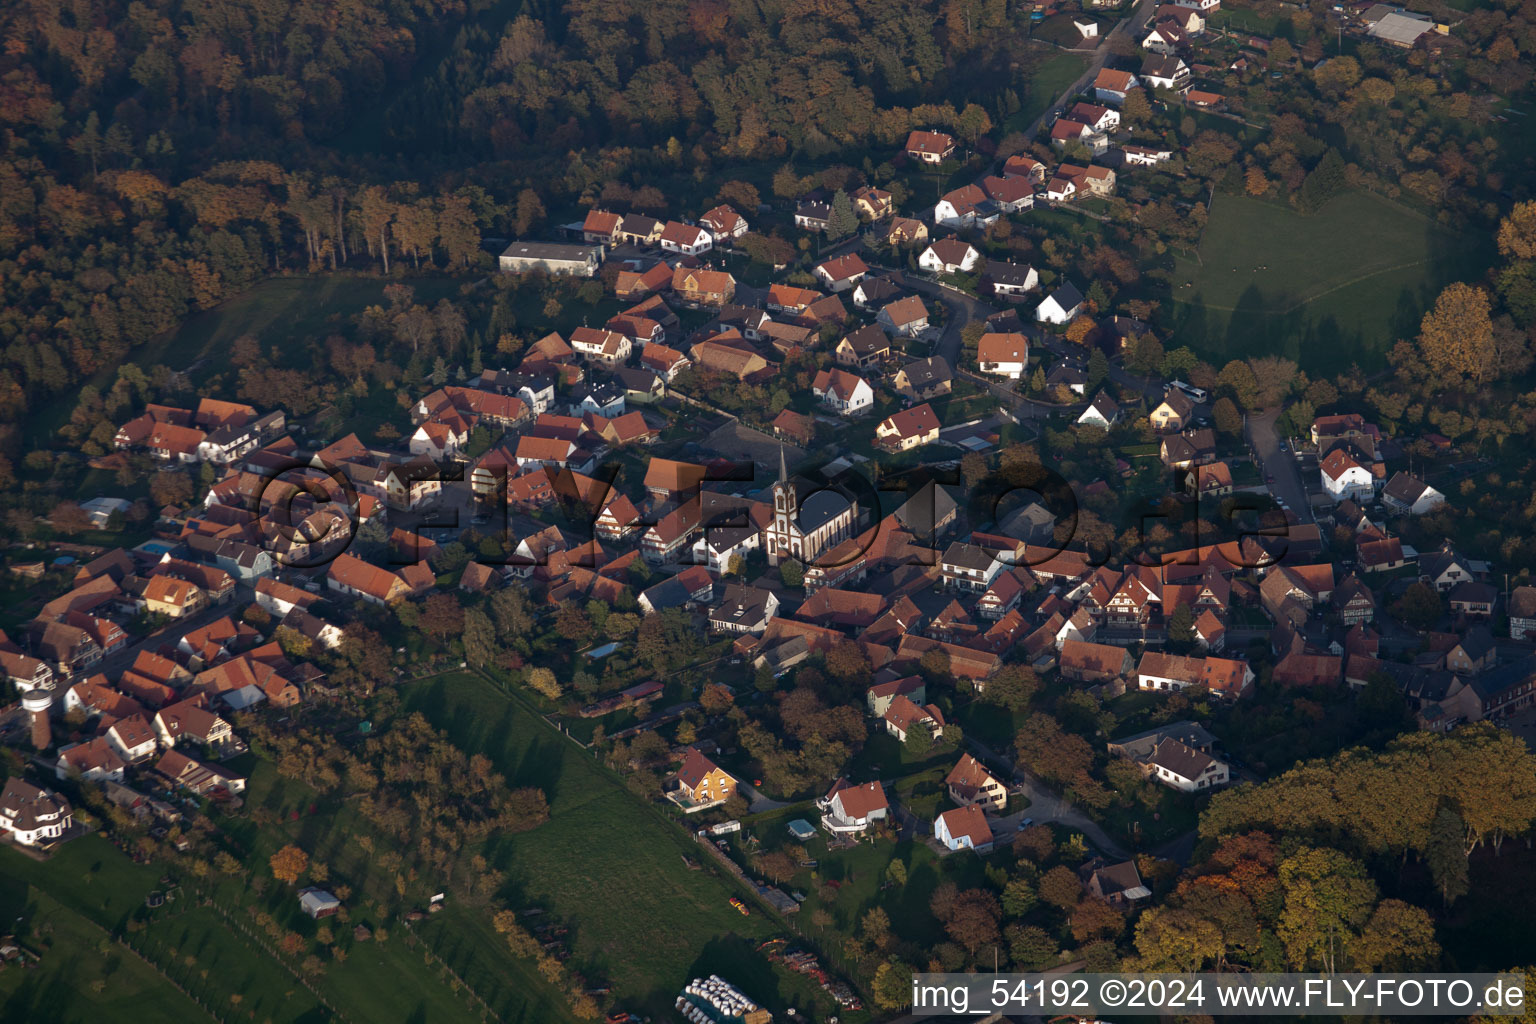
[0,883,208,1024]
[401,672,856,1021]
[1165,190,1485,373]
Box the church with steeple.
[765,447,859,567]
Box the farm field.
[402,672,858,1021]
[1165,190,1485,373]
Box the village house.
[886,216,929,246]
[979,175,1035,213]
[672,266,736,306]
[1136,651,1206,691]
[875,404,941,453]
[835,325,892,369]
[1510,586,1536,641]
[934,805,993,853]
[569,326,633,368]
[1149,389,1195,433]
[817,778,890,835]
[57,736,127,783]
[1086,860,1150,905]
[946,754,1008,813]
[934,183,998,228]
[866,675,926,716]
[581,209,622,244]
[1093,67,1140,104]
[794,201,832,232]
[877,295,931,337]
[894,356,953,401]
[1321,448,1376,503]
[976,332,1031,378]
[905,129,956,163]
[327,552,411,606]
[1140,54,1192,91]
[657,221,709,256]
[1036,282,1085,325]
[851,185,893,220]
[1382,472,1446,515]
[698,204,748,242]
[1122,144,1175,166]
[1059,640,1134,683]
[1420,544,1477,592]
[1077,391,1121,429]
[814,253,869,292]
[1145,737,1229,791]
[673,748,737,808]
[709,584,781,635]
[812,368,875,416]
[920,240,981,275]
[0,778,72,847]
[987,262,1039,299]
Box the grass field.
[402,672,857,1021]
[1165,190,1484,373]
[0,882,209,1024]
[1015,51,1092,132]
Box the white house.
[1381,472,1446,516]
[1122,144,1175,166]
[569,326,633,368]
[919,240,981,275]
[1146,737,1229,792]
[0,778,72,846]
[408,421,466,460]
[934,805,994,853]
[933,184,993,229]
[817,778,890,835]
[812,368,874,416]
[975,333,1030,379]
[987,262,1039,298]
[1320,448,1376,503]
[106,714,159,764]
[1036,282,1085,325]
[56,737,127,783]
[658,221,713,256]
[813,253,869,293]
[1077,391,1121,429]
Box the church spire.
[778,444,788,486]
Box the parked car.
[1018,817,1035,830]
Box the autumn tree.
[1419,283,1496,384]
[1277,846,1376,972]
[270,844,309,884]
[872,960,913,1010]
[514,189,546,236]
[1039,865,1082,911]
[526,667,562,701]
[1497,201,1536,260]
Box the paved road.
[1246,407,1313,523]
[964,736,1131,860]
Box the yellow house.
[945,753,1008,814]
[1149,390,1194,433]
[142,576,206,618]
[675,748,737,806]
